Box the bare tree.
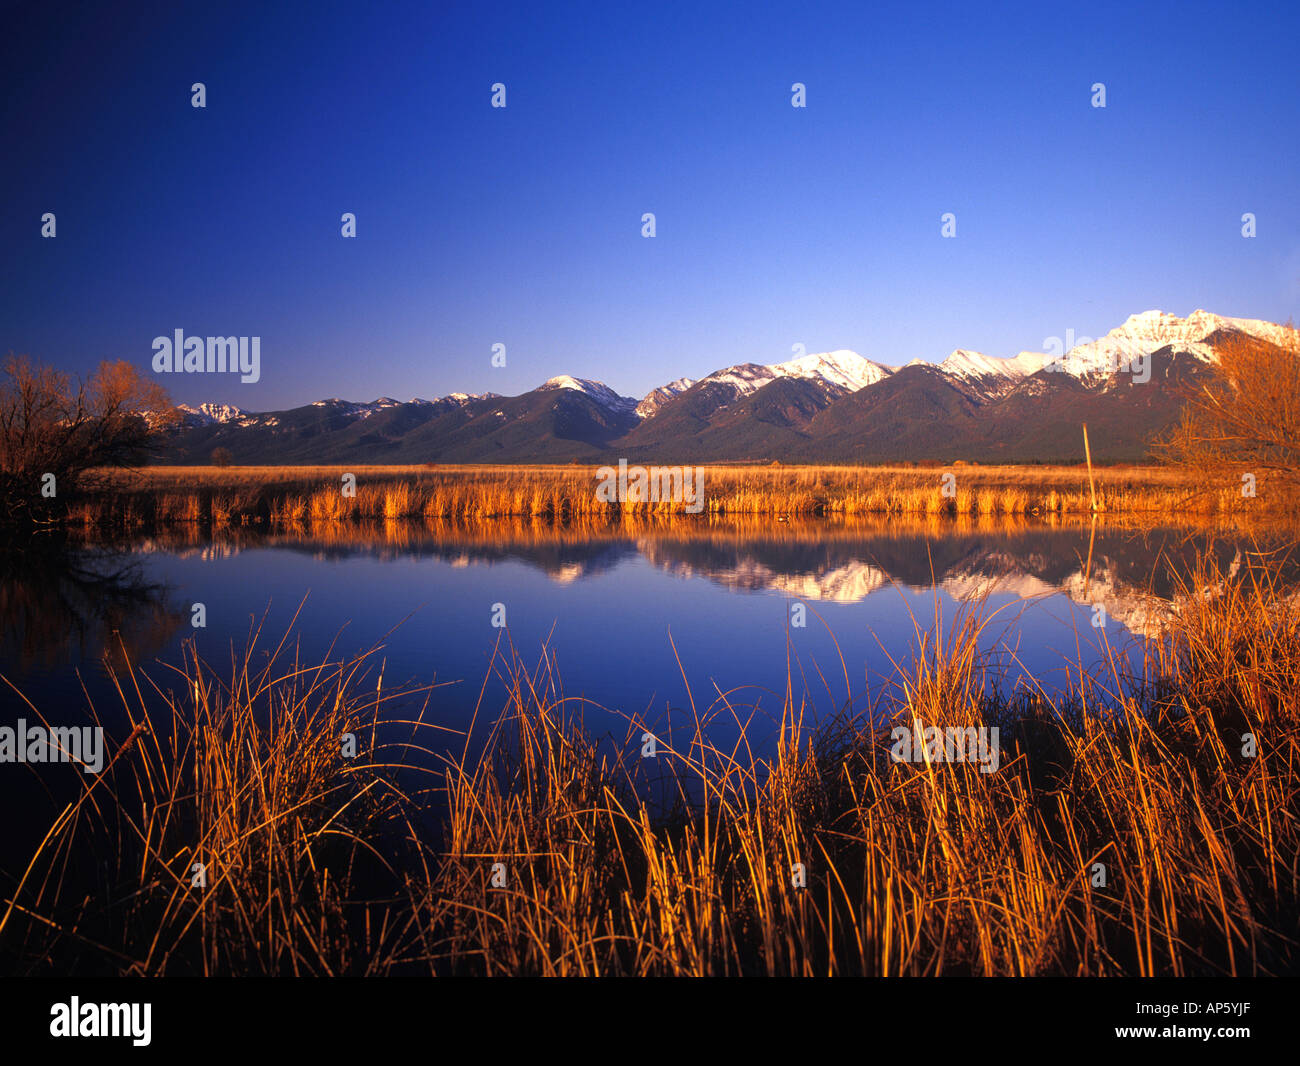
[1152,325,1300,499]
[0,355,179,523]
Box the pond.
[3,516,1278,747]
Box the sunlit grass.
[4,550,1298,975]
[65,463,1276,529]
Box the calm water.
[4,514,1295,864]
[3,516,1285,757]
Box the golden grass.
[411,570,1300,976]
[4,551,1299,975]
[0,604,452,975]
[63,463,1286,529]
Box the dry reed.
[60,464,1285,530]
[4,552,1298,975]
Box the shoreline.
[45,463,1286,529]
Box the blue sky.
[3,0,1298,410]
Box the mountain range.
[165,309,1293,465]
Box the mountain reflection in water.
[4,515,1296,751]
[67,513,1299,641]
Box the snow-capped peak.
[695,349,893,403]
[178,402,247,424]
[940,349,1011,380]
[414,391,498,405]
[926,349,1052,400]
[938,348,1051,379]
[306,397,408,421]
[1050,309,1294,378]
[636,376,696,419]
[537,375,638,415]
[768,349,893,392]
[171,310,1294,435]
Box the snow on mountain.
[694,350,893,406]
[408,392,498,406]
[183,391,500,425]
[1050,309,1295,379]
[939,349,1049,381]
[537,375,638,415]
[517,311,1285,424]
[636,376,696,419]
[1010,351,1052,373]
[934,348,1053,400]
[307,397,406,421]
[768,349,894,392]
[174,310,1293,431]
[306,395,500,420]
[696,362,782,396]
[440,391,499,405]
[178,402,248,425]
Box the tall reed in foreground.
[0,602,450,975]
[411,565,1299,976]
[4,553,1298,975]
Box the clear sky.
[3,0,1298,410]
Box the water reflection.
[66,514,1300,647]
[0,539,186,672]
[2,513,1295,791]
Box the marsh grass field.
[62,462,1281,528]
